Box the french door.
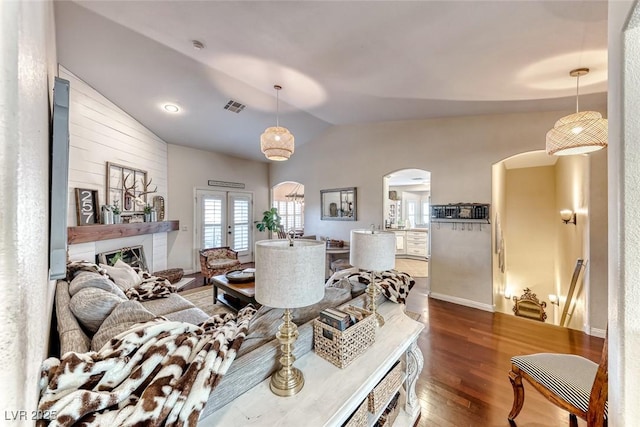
[195,190,252,264]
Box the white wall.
[588,149,608,335]
[270,110,607,311]
[60,66,170,271]
[0,0,56,422]
[554,156,589,331]
[611,0,640,423]
[491,162,508,313]
[167,144,269,273]
[504,166,556,320]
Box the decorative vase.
[144,213,151,222]
[113,213,121,224]
[150,210,157,222]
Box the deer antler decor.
[123,173,137,211]
[140,177,157,198]
[122,174,157,210]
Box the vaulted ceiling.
[55,1,608,162]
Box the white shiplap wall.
[61,66,169,271]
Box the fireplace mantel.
[67,220,179,244]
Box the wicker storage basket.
[153,268,184,284]
[313,307,375,369]
[343,398,368,427]
[368,361,404,414]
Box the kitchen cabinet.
[393,231,406,255]
[405,231,428,258]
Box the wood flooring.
[406,281,604,427]
[184,272,604,426]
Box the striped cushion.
[511,353,608,418]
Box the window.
[406,200,417,228]
[422,201,430,224]
[203,197,223,248]
[273,200,303,231]
[232,197,250,252]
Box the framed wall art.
[106,162,156,215]
[75,188,99,225]
[321,187,357,221]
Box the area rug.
[181,286,235,317]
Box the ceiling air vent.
[224,100,246,113]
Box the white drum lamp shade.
[349,230,396,327]
[255,239,325,308]
[254,238,326,397]
[349,230,396,272]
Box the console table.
[200,303,424,426]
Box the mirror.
[321,187,357,220]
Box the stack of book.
[319,306,368,331]
[319,308,351,331]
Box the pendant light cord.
[276,86,280,128]
[575,73,580,113]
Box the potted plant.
[143,204,153,222]
[112,201,121,224]
[255,207,281,237]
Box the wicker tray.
[343,398,368,427]
[313,306,375,369]
[368,361,404,414]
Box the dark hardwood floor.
[185,272,604,426]
[406,281,604,427]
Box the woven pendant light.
[545,68,608,156]
[260,85,294,161]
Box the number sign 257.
[75,188,100,225]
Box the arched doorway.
[492,150,589,328]
[382,169,430,279]
[271,181,305,235]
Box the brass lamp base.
[269,308,305,397]
[270,366,305,397]
[367,273,385,327]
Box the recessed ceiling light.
[163,104,180,113]
[192,40,204,50]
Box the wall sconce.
[504,289,512,299]
[548,294,560,306]
[560,209,577,225]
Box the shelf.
[431,203,490,223]
[67,220,179,244]
[431,218,490,224]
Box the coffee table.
[210,274,258,310]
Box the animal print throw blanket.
[66,261,177,301]
[124,271,177,302]
[38,306,256,426]
[331,270,415,304]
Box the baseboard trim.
[429,292,495,313]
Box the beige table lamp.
[349,229,396,327]
[255,239,325,396]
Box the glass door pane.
[228,192,252,258]
[200,192,225,249]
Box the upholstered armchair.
[199,247,241,285]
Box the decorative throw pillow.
[100,260,142,291]
[344,270,415,304]
[91,300,156,351]
[325,267,359,290]
[69,287,125,333]
[69,271,127,299]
